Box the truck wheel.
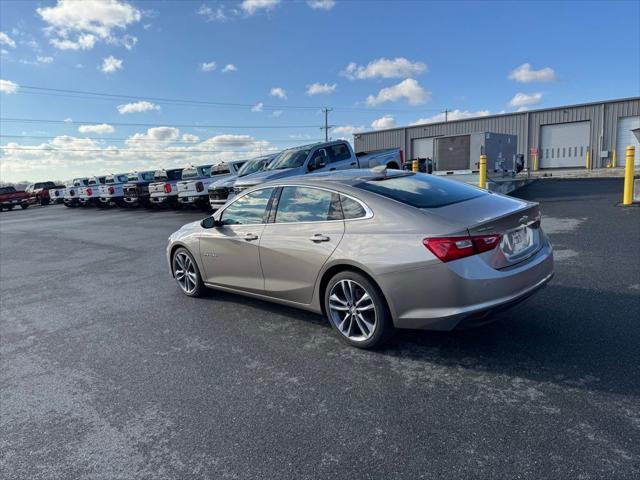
[40,198,49,206]
[324,270,395,349]
[20,203,29,210]
[7,205,14,211]
[172,248,204,297]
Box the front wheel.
[172,247,204,297]
[324,271,395,349]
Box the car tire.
[324,270,395,349]
[20,203,29,210]
[172,247,205,298]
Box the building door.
[539,122,590,168]
[412,137,434,161]
[616,116,640,167]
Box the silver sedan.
[167,169,554,348]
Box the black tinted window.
[329,143,351,162]
[222,188,273,225]
[356,173,485,208]
[275,187,341,223]
[340,196,367,219]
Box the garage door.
[412,137,434,160]
[539,122,590,168]
[616,116,640,166]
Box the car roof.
[263,168,413,189]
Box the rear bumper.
[178,194,207,205]
[381,240,554,331]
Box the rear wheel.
[20,203,29,210]
[324,271,395,349]
[172,247,204,297]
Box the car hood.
[234,168,296,187]
[208,174,236,190]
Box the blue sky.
[1,0,639,182]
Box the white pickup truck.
[98,173,130,207]
[49,185,66,204]
[78,176,106,207]
[63,178,89,208]
[149,168,184,208]
[177,162,244,209]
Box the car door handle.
[350,162,357,166]
[329,167,336,171]
[309,234,330,242]
[242,233,259,241]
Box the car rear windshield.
[210,164,231,176]
[355,173,486,208]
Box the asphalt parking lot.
[1,178,639,479]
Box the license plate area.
[501,226,534,259]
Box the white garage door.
[540,122,590,168]
[616,116,640,166]
[412,137,434,160]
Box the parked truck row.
[8,141,403,214]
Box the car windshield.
[355,173,486,208]
[268,149,310,170]
[238,158,266,177]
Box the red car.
[25,181,57,206]
[0,186,32,211]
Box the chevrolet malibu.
[167,169,554,348]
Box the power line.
[0,146,276,154]
[0,134,323,144]
[0,117,323,129]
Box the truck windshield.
[355,173,485,208]
[268,149,310,170]
[238,158,267,177]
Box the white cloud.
[37,56,54,64]
[101,55,123,73]
[117,100,160,114]
[271,110,283,117]
[182,134,200,143]
[0,32,16,48]
[410,109,491,125]
[509,92,543,108]
[509,63,557,83]
[222,63,237,73]
[251,102,264,112]
[196,4,229,22]
[241,0,280,15]
[126,127,179,148]
[78,123,115,134]
[366,78,429,106]
[0,79,18,94]
[200,61,216,72]
[307,0,336,10]
[37,0,141,51]
[332,125,365,138]
[342,57,427,80]
[371,115,396,130]
[63,117,73,122]
[270,87,287,99]
[306,82,337,96]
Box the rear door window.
[274,186,341,223]
[355,173,485,208]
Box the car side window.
[340,195,367,219]
[275,186,341,223]
[310,149,330,168]
[221,187,274,225]
[329,143,351,162]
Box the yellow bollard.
[612,149,617,168]
[623,146,635,205]
[533,154,539,171]
[478,154,487,189]
[412,159,418,172]
[586,149,591,169]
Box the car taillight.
[423,234,502,262]
[164,183,172,193]
[86,187,93,196]
[108,186,115,194]
[196,181,204,192]
[399,149,404,165]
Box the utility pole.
[321,107,333,141]
[443,109,449,122]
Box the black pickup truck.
[122,171,156,207]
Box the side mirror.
[201,216,222,229]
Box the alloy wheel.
[174,251,198,294]
[328,279,377,342]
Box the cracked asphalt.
[1,178,639,479]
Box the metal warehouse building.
[354,97,640,171]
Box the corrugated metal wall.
[354,98,640,169]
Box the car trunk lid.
[424,193,542,269]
